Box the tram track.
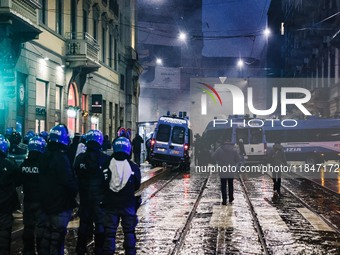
[169,174,209,255]
[239,171,340,255]
[239,174,271,255]
[281,170,340,233]
[285,169,340,196]
[281,182,340,234]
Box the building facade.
[267,0,340,118]
[0,0,141,140]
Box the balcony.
[125,46,138,61]
[0,0,42,41]
[65,32,101,72]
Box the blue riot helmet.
[39,131,49,141]
[86,129,104,146]
[49,124,70,146]
[0,137,9,156]
[5,127,15,138]
[8,131,22,145]
[113,137,132,155]
[28,136,47,154]
[23,131,35,144]
[5,128,17,144]
[117,127,126,138]
[117,127,131,140]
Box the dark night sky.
[202,0,271,60]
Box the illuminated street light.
[264,28,271,37]
[156,58,163,65]
[178,32,187,41]
[237,59,244,68]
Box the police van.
[150,113,192,169]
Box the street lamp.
[178,32,187,42]
[237,59,244,78]
[156,58,163,65]
[237,59,244,68]
[264,28,271,38]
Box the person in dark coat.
[102,136,141,255]
[131,134,144,166]
[0,136,20,255]
[102,135,112,153]
[67,133,81,165]
[39,124,78,255]
[145,133,153,163]
[211,137,241,205]
[74,130,111,255]
[268,141,287,196]
[19,136,47,255]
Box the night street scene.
[0,0,340,254]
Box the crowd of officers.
[0,125,141,255]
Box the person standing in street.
[211,137,241,205]
[268,141,287,197]
[102,135,112,153]
[19,136,47,255]
[0,136,20,255]
[74,130,111,255]
[102,136,141,255]
[131,133,144,166]
[38,124,78,255]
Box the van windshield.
[156,124,171,142]
[172,126,185,144]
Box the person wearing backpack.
[268,141,287,197]
[102,136,141,255]
[74,129,111,255]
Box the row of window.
[156,124,186,144]
[39,0,120,70]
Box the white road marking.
[297,208,335,232]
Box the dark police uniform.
[102,155,141,255]
[20,151,45,255]
[39,143,78,255]
[0,155,20,255]
[74,149,111,255]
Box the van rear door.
[169,126,186,157]
[154,124,171,155]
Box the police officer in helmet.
[74,129,111,255]
[102,136,141,255]
[19,136,47,254]
[0,135,20,254]
[38,124,78,255]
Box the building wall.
[268,0,340,117]
[0,0,141,141]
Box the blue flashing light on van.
[150,114,192,169]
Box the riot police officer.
[38,124,78,255]
[38,131,49,142]
[19,136,47,255]
[102,136,141,255]
[74,130,111,255]
[23,131,35,145]
[0,136,20,254]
